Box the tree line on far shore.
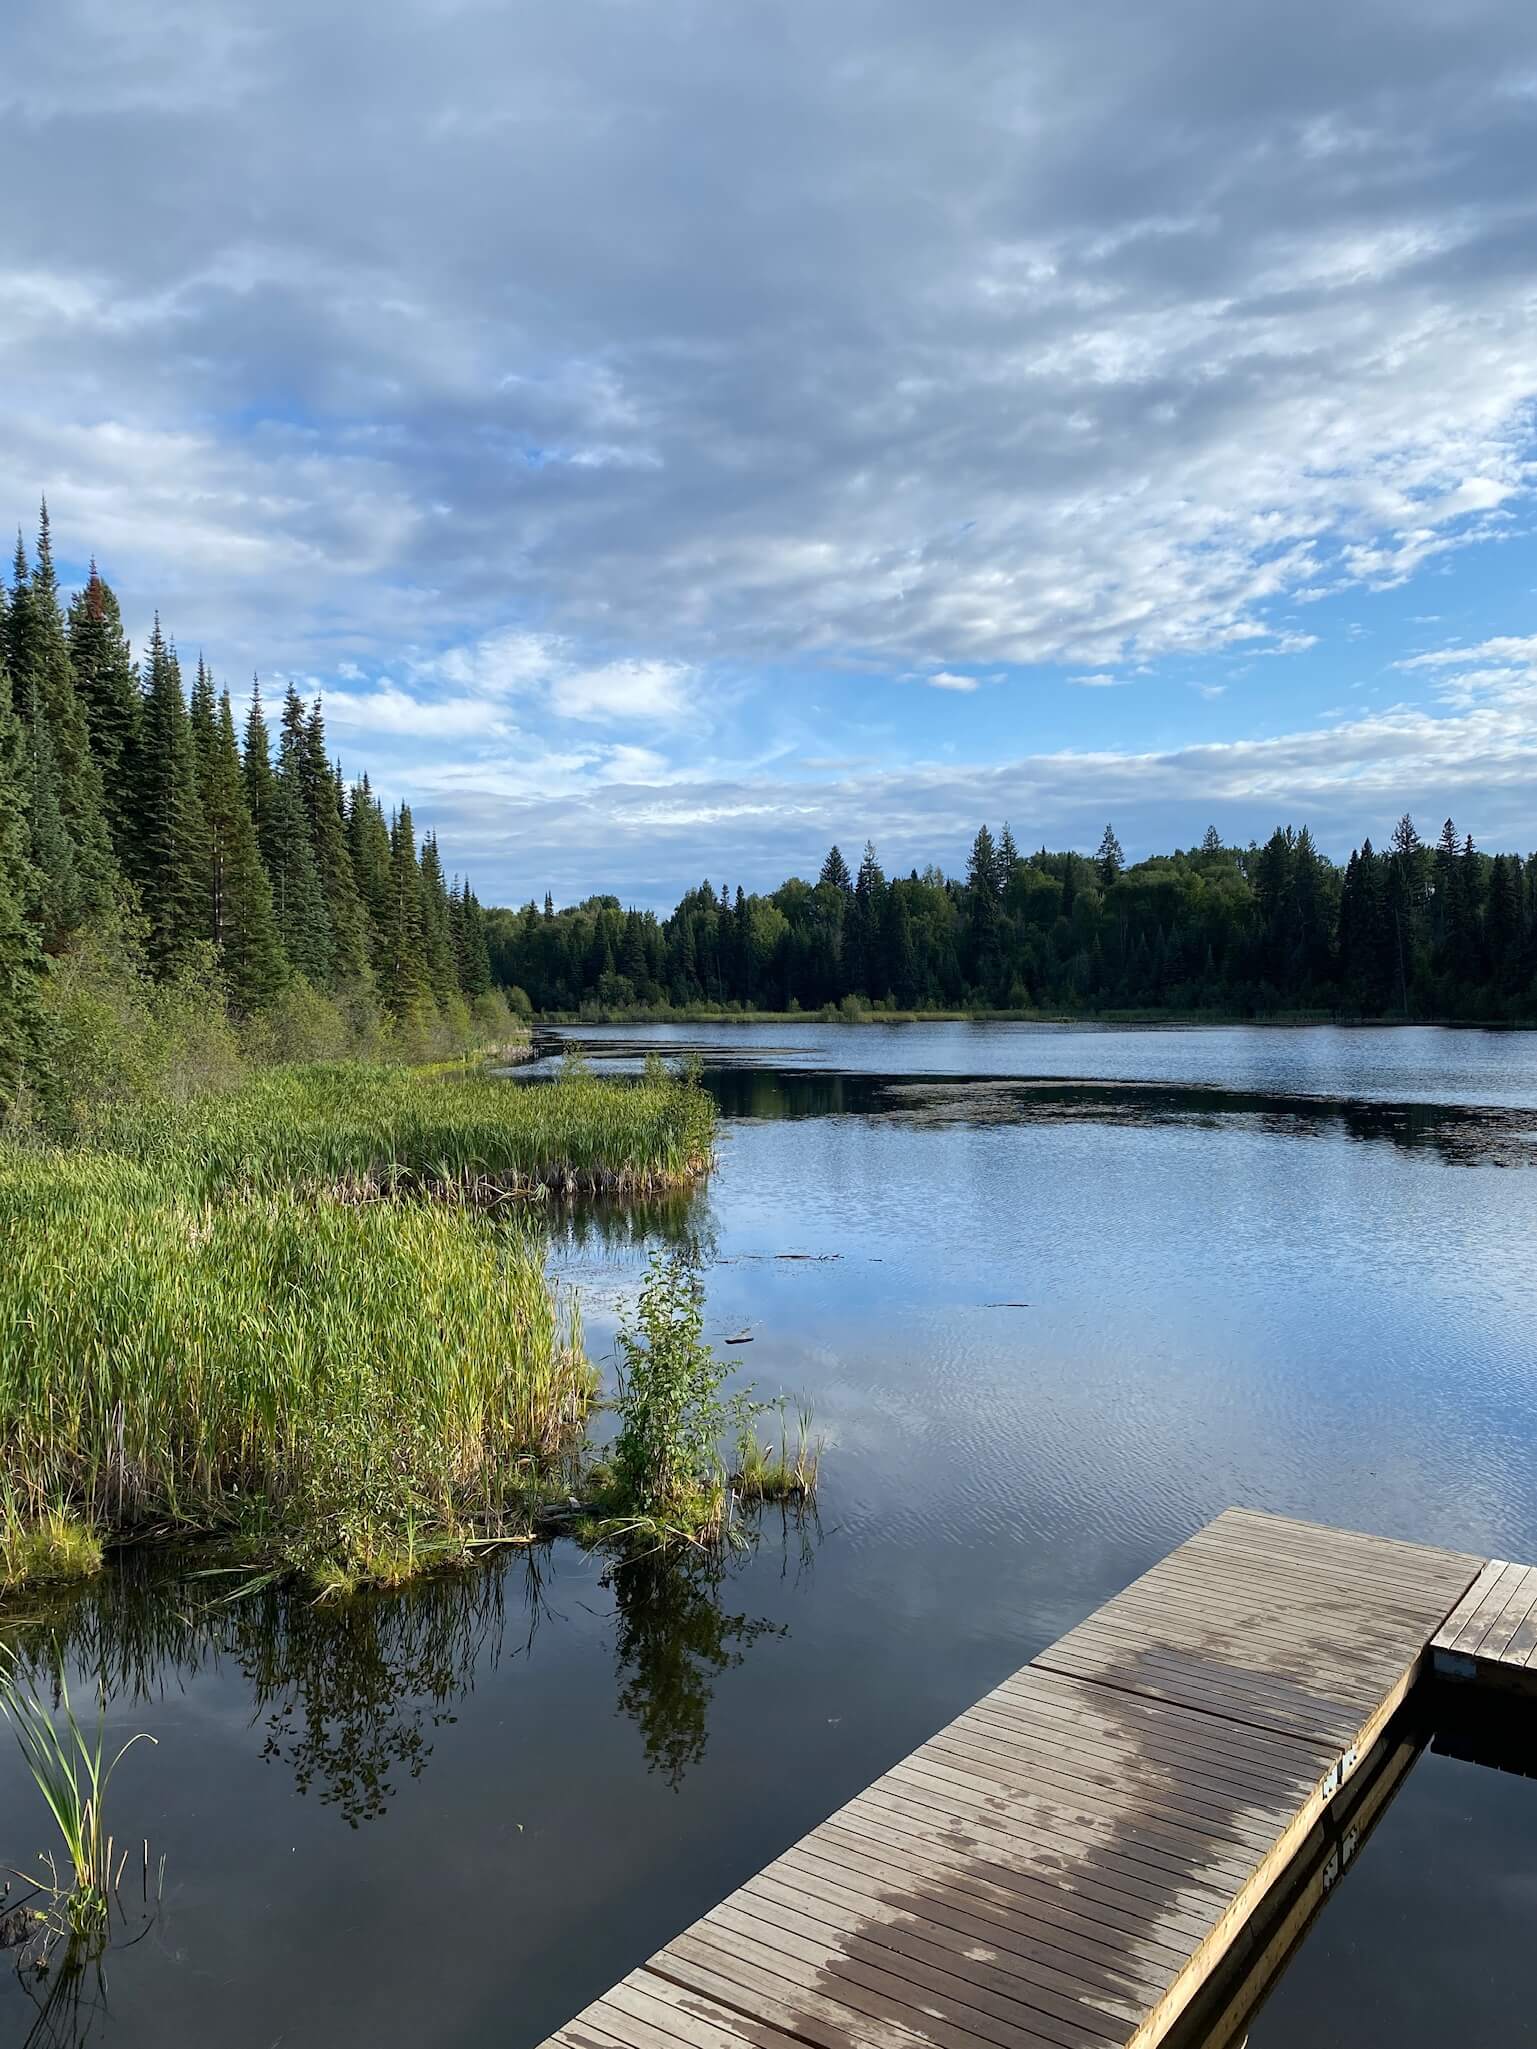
[487,818,1537,1021]
[0,504,509,1121]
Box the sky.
[2,0,1536,910]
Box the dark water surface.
[4,1022,1537,2047]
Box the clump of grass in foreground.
[0,1642,159,1963]
[77,1058,715,1203]
[0,1154,594,1588]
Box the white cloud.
[926,670,979,692]
[549,658,695,723]
[320,685,509,741]
[1,0,1533,690]
[1072,673,1129,689]
[1401,635,1537,671]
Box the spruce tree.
[26,502,117,920]
[818,845,852,893]
[135,621,210,973]
[384,804,431,1018]
[243,679,277,854]
[1095,824,1125,886]
[347,776,394,981]
[301,698,370,989]
[417,831,458,1005]
[266,693,332,986]
[0,625,42,1111]
[195,671,287,1011]
[451,882,493,998]
[67,564,141,865]
[22,698,85,947]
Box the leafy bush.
[611,1252,747,1533]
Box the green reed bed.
[0,1060,723,1589]
[0,1150,601,1590]
[80,1060,716,1203]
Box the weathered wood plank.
[533,1511,1492,2049]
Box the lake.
[3,1021,1537,2047]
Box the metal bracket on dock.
[1321,1746,1359,1800]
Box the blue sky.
[4,0,1536,909]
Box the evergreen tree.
[266,696,332,986]
[965,825,1002,993]
[998,823,1020,886]
[66,564,141,864]
[819,845,852,893]
[880,883,918,1006]
[1095,824,1125,886]
[300,698,370,989]
[347,775,394,980]
[849,841,886,993]
[243,679,277,855]
[452,883,493,999]
[135,621,210,973]
[195,674,287,1011]
[0,622,41,1110]
[8,519,116,939]
[384,805,431,1018]
[417,831,458,1006]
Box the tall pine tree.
[134,621,209,974]
[0,608,42,1110]
[192,663,287,1010]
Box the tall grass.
[0,1153,596,1585]
[77,1060,716,1202]
[0,1059,717,1588]
[0,1644,155,1937]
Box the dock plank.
[1433,1558,1537,1686]
[534,1512,1488,2049]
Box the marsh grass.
[0,1058,723,1588]
[79,1059,715,1203]
[732,1402,821,1503]
[0,1643,158,1958]
[0,1154,596,1586]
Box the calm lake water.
[4,1021,1537,2047]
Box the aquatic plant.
[0,1644,156,1941]
[733,1401,821,1504]
[0,1152,595,1585]
[0,1057,717,1587]
[608,1252,751,1539]
[76,1058,715,1202]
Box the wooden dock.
[1432,1559,1537,1688]
[542,1508,1494,2049]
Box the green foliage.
[733,1400,820,1502]
[0,1150,594,1583]
[489,815,1537,1022]
[78,1058,714,1202]
[0,1640,156,1926]
[610,1252,745,1533]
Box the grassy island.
[0,1058,716,1592]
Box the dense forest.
[0,504,505,1122]
[488,819,1537,1022]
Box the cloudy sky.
[3,0,1536,907]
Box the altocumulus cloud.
[1,0,1536,901]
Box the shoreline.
[530,1007,1537,1032]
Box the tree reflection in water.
[3,1513,815,1829]
[605,1537,789,1789]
